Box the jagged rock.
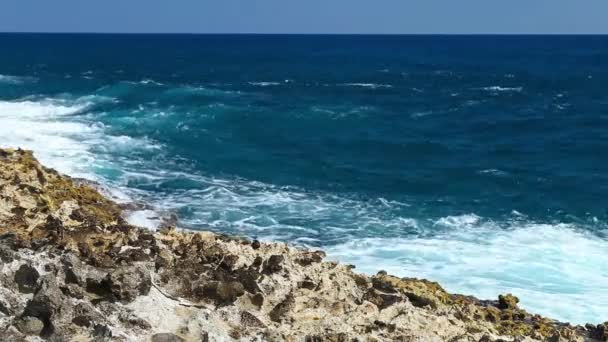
[14,264,39,293]
[198,280,245,304]
[106,265,151,303]
[93,324,112,337]
[14,316,44,335]
[498,294,520,310]
[305,333,348,342]
[404,291,436,308]
[0,299,10,316]
[241,311,266,328]
[23,275,66,336]
[269,294,295,322]
[0,148,600,341]
[363,289,403,310]
[262,255,284,274]
[71,302,104,328]
[295,251,326,266]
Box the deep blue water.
[1,34,607,323]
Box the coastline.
[0,147,605,341]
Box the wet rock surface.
[0,148,605,341]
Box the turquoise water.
[1,34,607,323]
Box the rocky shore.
[0,147,605,341]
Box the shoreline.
[0,147,605,341]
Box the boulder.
[14,264,39,294]
[498,294,519,310]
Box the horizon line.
[1,31,608,36]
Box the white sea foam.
[338,83,393,89]
[124,210,161,230]
[0,98,100,178]
[0,74,37,84]
[479,86,523,93]
[0,96,164,228]
[478,169,509,177]
[248,81,281,87]
[326,218,608,324]
[139,79,164,86]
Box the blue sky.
[2,0,607,34]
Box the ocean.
[1,34,607,324]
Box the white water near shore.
[327,217,608,324]
[1,96,607,324]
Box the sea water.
[1,34,607,323]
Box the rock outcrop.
[0,147,605,341]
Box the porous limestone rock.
[0,148,603,341]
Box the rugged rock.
[0,147,603,341]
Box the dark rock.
[404,292,436,309]
[262,255,284,274]
[371,277,397,293]
[269,294,294,322]
[350,273,369,288]
[363,289,403,310]
[298,280,317,290]
[235,268,261,293]
[14,316,45,335]
[251,240,261,250]
[71,302,104,328]
[0,299,10,315]
[250,293,264,308]
[198,280,245,305]
[0,243,15,262]
[14,264,40,293]
[498,294,519,310]
[305,333,348,342]
[85,277,112,298]
[241,311,266,328]
[118,248,150,263]
[93,324,112,338]
[23,275,65,336]
[63,266,80,285]
[59,284,86,299]
[373,320,396,333]
[106,265,151,303]
[295,251,325,266]
[119,312,152,330]
[151,333,185,342]
[479,335,493,342]
[587,323,608,340]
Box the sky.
[1,0,608,34]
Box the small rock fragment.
[151,333,185,342]
[14,316,44,335]
[241,311,266,328]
